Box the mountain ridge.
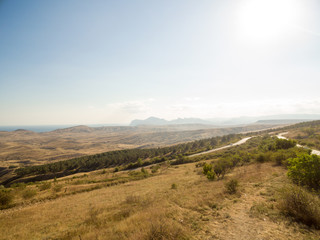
[130,114,320,126]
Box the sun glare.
[236,0,303,44]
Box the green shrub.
[214,159,231,179]
[38,182,52,191]
[279,185,320,228]
[171,183,177,189]
[206,170,216,181]
[151,164,160,173]
[22,188,37,199]
[225,179,239,194]
[141,167,148,176]
[273,152,286,166]
[0,190,13,207]
[256,153,267,163]
[287,154,320,189]
[202,163,212,175]
[275,138,296,150]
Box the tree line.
[13,133,239,181]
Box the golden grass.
[0,161,319,240]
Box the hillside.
[0,123,277,168]
[1,126,320,239]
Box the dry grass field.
[0,124,276,167]
[1,159,319,240]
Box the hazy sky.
[1,0,320,125]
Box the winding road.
[189,137,252,157]
[277,132,320,156]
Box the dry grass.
[0,161,319,240]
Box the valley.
[0,123,277,167]
[1,120,320,239]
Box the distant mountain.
[207,114,320,125]
[170,118,213,125]
[52,125,94,133]
[131,114,320,126]
[130,117,168,126]
[255,119,309,125]
[130,117,214,126]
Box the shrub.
[171,183,177,189]
[275,138,296,149]
[273,152,286,166]
[0,190,13,207]
[146,217,186,240]
[206,170,216,181]
[38,182,51,191]
[214,159,231,179]
[22,188,37,199]
[225,179,239,194]
[279,185,320,228]
[151,164,160,173]
[202,163,212,175]
[256,153,267,163]
[141,167,149,176]
[287,154,320,190]
[53,184,63,192]
[114,167,119,172]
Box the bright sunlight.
[236,0,304,45]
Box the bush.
[38,182,52,191]
[53,184,63,192]
[273,152,286,166]
[287,154,320,190]
[0,190,13,207]
[141,167,148,176]
[171,183,177,189]
[214,159,231,179]
[22,188,37,199]
[151,164,160,173]
[225,179,239,194]
[202,163,212,175]
[206,170,216,181]
[279,185,320,228]
[256,153,267,163]
[275,138,296,150]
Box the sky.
[0,0,320,125]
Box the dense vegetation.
[200,135,308,181]
[7,133,240,185]
[287,154,320,190]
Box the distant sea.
[0,124,123,133]
[0,125,75,132]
